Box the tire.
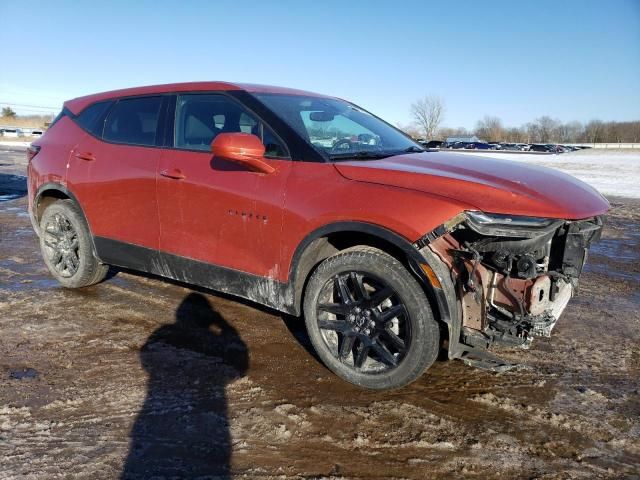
[303,246,439,390]
[39,200,108,288]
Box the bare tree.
[438,126,469,140]
[563,121,584,143]
[532,116,561,142]
[395,122,422,139]
[410,96,445,140]
[631,122,640,143]
[475,116,504,142]
[1,107,17,118]
[504,127,526,143]
[584,120,604,144]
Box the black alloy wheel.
[304,246,439,390]
[316,271,411,373]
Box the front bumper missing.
[529,279,573,337]
[418,212,604,366]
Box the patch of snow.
[0,141,31,149]
[453,150,640,198]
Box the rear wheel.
[39,200,108,288]
[303,246,439,390]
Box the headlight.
[465,211,563,238]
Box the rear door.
[67,96,164,251]
[156,92,291,277]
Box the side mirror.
[210,133,275,174]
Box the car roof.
[63,81,332,115]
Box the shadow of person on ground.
[121,292,248,479]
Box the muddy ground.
[1,146,638,479]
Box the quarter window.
[103,96,162,146]
[75,101,113,136]
[174,94,288,158]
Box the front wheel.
[303,246,440,390]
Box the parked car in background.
[502,143,531,151]
[530,144,553,152]
[488,142,502,150]
[27,81,608,390]
[1,128,22,138]
[31,130,44,138]
[464,142,491,150]
[561,145,579,152]
[502,143,521,151]
[421,140,443,149]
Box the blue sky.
[1,0,638,129]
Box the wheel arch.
[287,222,458,348]
[33,182,107,270]
[33,183,88,234]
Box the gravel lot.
[1,146,639,479]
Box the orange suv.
[28,82,608,389]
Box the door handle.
[160,168,186,180]
[74,151,96,162]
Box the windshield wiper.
[329,151,394,161]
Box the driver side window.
[174,94,289,158]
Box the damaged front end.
[417,211,604,367]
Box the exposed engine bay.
[418,211,604,357]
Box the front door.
[156,93,291,278]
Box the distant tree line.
[449,116,640,144]
[403,95,640,144]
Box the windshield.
[253,94,423,160]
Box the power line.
[0,102,60,110]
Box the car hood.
[333,152,609,219]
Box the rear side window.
[75,101,113,136]
[174,94,288,158]
[103,96,162,146]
